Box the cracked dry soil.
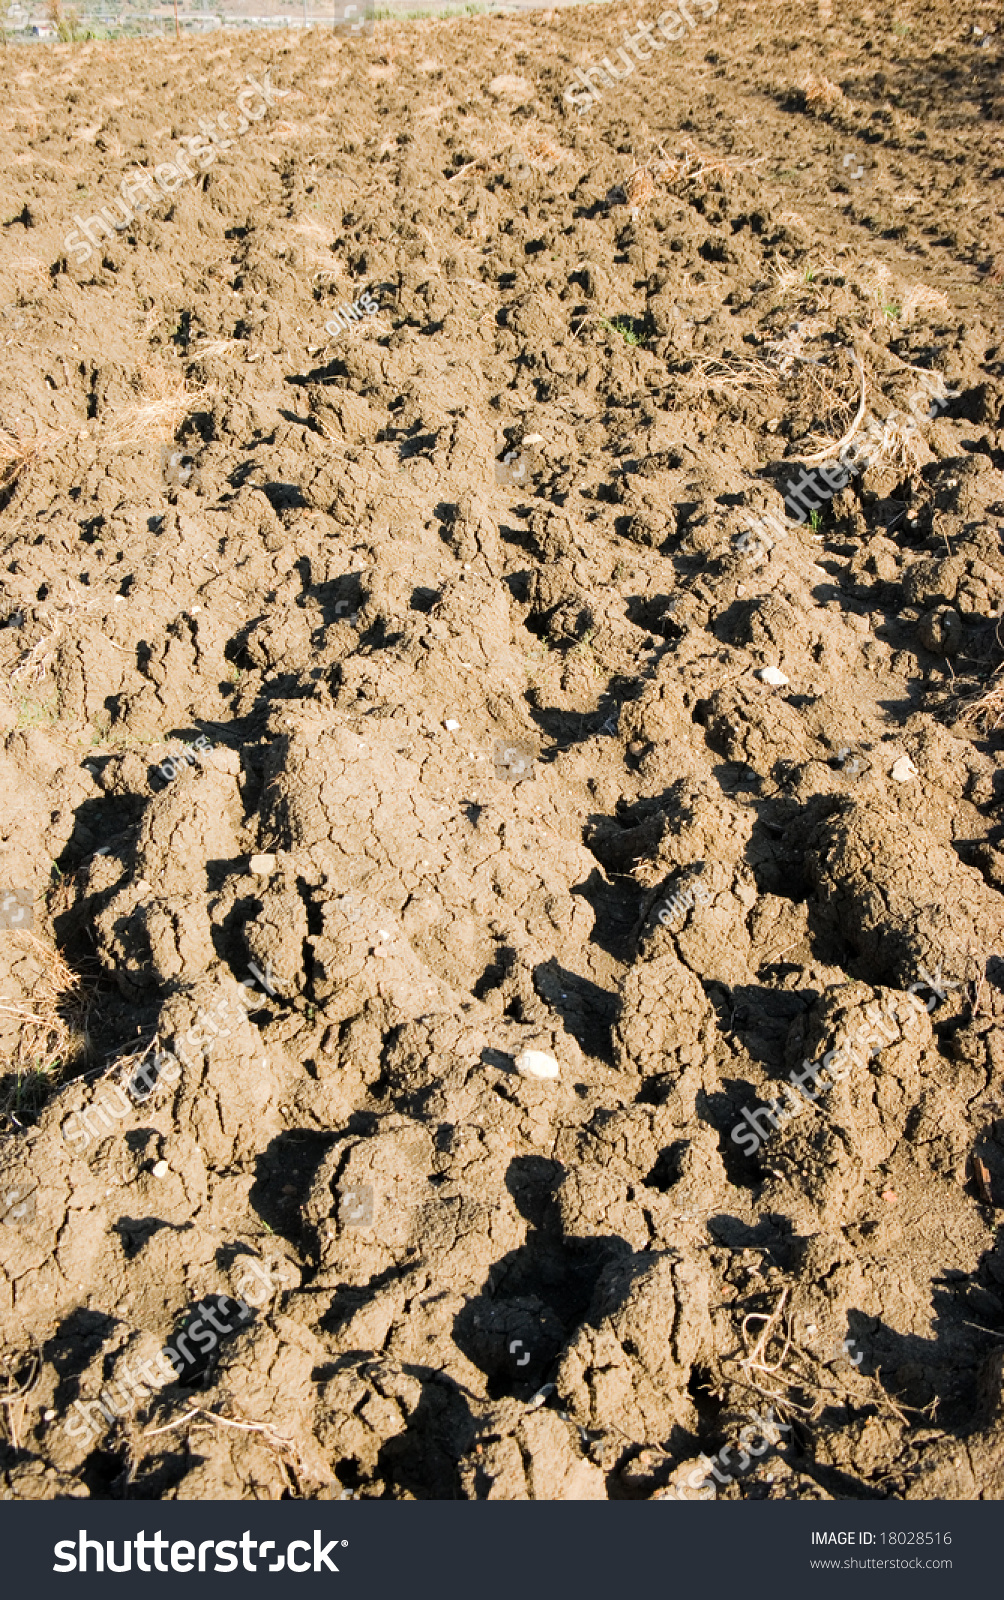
[0,0,1003,1502]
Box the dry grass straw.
[0,1338,40,1450]
[650,139,757,192]
[801,72,847,113]
[793,348,869,465]
[448,121,571,185]
[143,1402,306,1490]
[102,362,211,447]
[0,362,212,495]
[0,428,60,496]
[862,410,926,473]
[899,283,951,327]
[857,261,951,331]
[956,664,1004,732]
[0,931,92,1125]
[513,126,567,170]
[768,256,802,295]
[189,338,240,361]
[619,141,765,222]
[625,166,656,212]
[730,1286,913,1428]
[9,620,61,689]
[689,356,779,389]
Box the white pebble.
[757,666,789,687]
[152,1160,169,1178]
[891,755,917,782]
[514,1049,560,1080]
[43,1409,56,1421]
[249,853,277,875]
[444,719,460,731]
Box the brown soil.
[0,0,1003,1503]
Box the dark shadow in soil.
[164,1291,256,1388]
[375,1366,478,1499]
[452,1155,631,1403]
[525,699,630,754]
[319,1265,411,1344]
[248,1128,338,1245]
[259,480,309,515]
[567,863,643,966]
[532,955,619,1064]
[112,1215,191,1259]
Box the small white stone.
[757,666,789,687]
[249,853,277,875]
[444,719,460,731]
[43,1408,56,1421]
[514,1049,560,1080]
[891,755,917,782]
[136,879,152,893]
[152,1160,169,1178]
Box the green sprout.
[601,316,642,346]
[809,510,822,532]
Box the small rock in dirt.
[249,853,277,875]
[757,666,790,687]
[918,605,962,656]
[151,1160,169,1178]
[514,1049,560,1080]
[890,755,918,782]
[444,719,460,731]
